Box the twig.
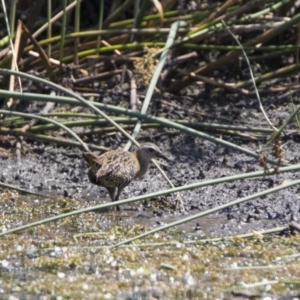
[127,69,138,111]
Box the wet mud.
[1,92,299,236]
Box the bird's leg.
[113,187,125,211]
[107,187,120,211]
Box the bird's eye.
[148,148,154,152]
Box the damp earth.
[1,91,300,298]
[1,92,300,235]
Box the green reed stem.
[1,164,299,237]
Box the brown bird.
[83,143,169,210]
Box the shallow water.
[0,191,299,299]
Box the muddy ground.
[1,89,299,237]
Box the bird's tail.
[82,152,101,173]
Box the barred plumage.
[83,143,169,210]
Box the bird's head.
[138,143,169,161]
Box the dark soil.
[1,89,300,237]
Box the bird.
[83,143,169,210]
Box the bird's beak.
[156,151,170,161]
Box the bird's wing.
[102,151,139,185]
[83,150,138,182]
